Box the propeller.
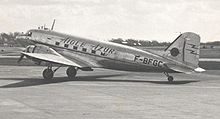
[17,54,25,63]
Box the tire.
[43,69,54,80]
[66,67,77,79]
[168,76,174,83]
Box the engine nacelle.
[24,45,53,54]
[24,45,56,65]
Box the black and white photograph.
[0,0,220,118]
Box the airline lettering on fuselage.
[61,37,80,46]
[134,55,163,67]
[60,38,116,55]
[92,44,115,54]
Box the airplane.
[16,20,205,82]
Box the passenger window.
[91,50,96,54]
[55,42,60,46]
[73,46,78,50]
[101,52,105,56]
[82,48,87,52]
[64,44,69,48]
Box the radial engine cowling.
[24,45,54,54]
[22,45,56,65]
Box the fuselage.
[23,29,171,72]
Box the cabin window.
[101,52,105,56]
[73,46,78,50]
[91,50,96,54]
[64,44,69,48]
[55,42,60,46]
[82,48,87,52]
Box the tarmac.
[0,66,220,119]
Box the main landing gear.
[66,66,77,79]
[43,68,54,80]
[42,65,77,80]
[163,72,174,83]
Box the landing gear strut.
[66,66,77,79]
[42,64,77,80]
[163,72,174,83]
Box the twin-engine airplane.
[17,20,205,82]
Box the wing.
[19,44,90,68]
[21,52,82,68]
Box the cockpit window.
[27,31,32,36]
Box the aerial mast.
[51,19,56,30]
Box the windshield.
[26,31,32,36]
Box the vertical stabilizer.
[164,32,200,68]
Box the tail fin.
[164,32,200,68]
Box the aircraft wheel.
[168,76,174,83]
[43,69,54,80]
[66,67,77,79]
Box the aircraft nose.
[15,34,33,47]
[16,34,28,39]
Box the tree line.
[110,38,220,48]
[0,32,220,47]
[109,38,170,46]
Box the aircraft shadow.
[0,74,198,88]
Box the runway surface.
[0,66,220,119]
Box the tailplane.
[164,32,200,69]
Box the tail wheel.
[164,72,174,83]
[168,76,174,83]
[43,69,54,80]
[66,67,77,79]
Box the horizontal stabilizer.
[166,63,205,74]
[194,67,206,73]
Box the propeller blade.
[17,54,25,63]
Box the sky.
[0,0,220,42]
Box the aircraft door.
[115,51,135,62]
